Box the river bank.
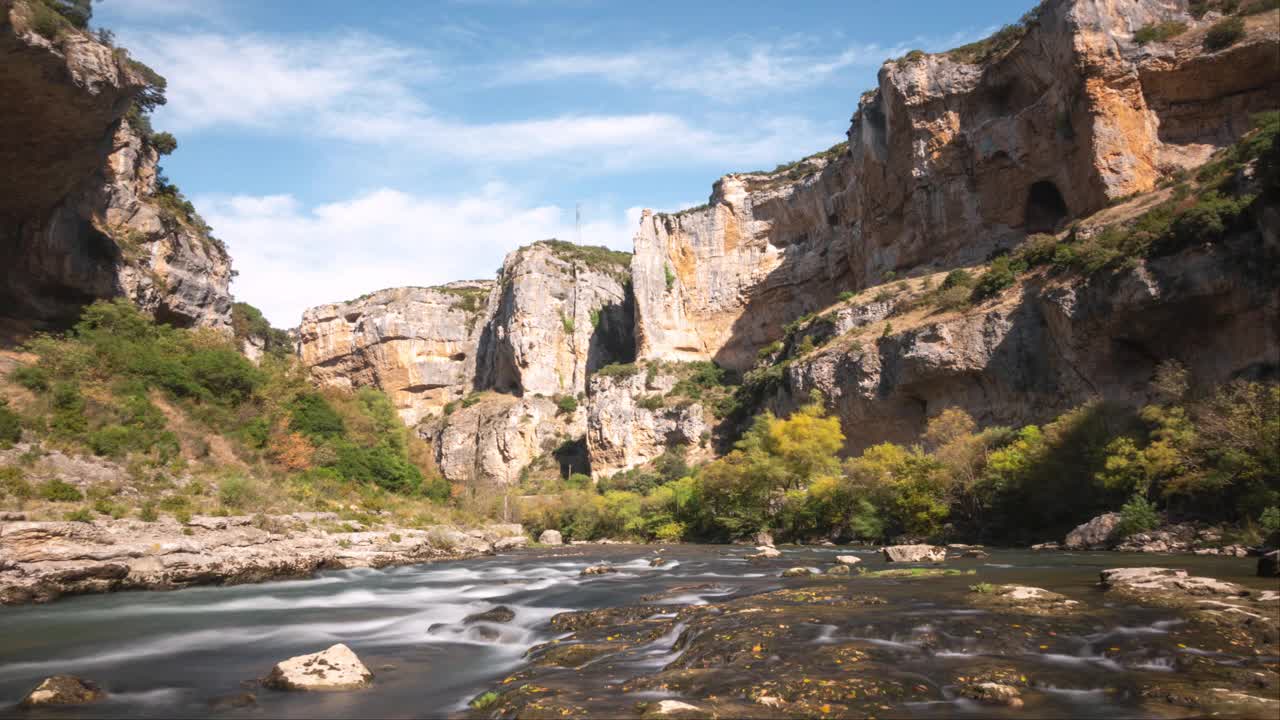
[1,545,1276,718]
[0,513,528,605]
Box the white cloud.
[122,30,828,171]
[202,185,642,327]
[499,42,908,100]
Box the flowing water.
[0,545,1271,718]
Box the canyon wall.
[294,0,1279,486]
[631,0,1279,370]
[0,1,232,331]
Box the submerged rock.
[1099,567,1247,598]
[1030,542,1060,552]
[970,584,1080,615]
[464,605,515,624]
[781,567,814,577]
[538,529,563,546]
[19,676,106,707]
[826,564,851,576]
[649,557,668,567]
[263,643,373,691]
[958,682,1023,708]
[883,544,946,563]
[581,564,617,577]
[644,699,705,717]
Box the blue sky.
[96,0,1034,326]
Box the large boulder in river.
[958,682,1023,708]
[1064,512,1121,550]
[19,676,106,707]
[883,544,946,563]
[834,555,862,566]
[263,643,373,691]
[538,529,563,545]
[580,564,616,577]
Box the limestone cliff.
[425,393,582,487]
[767,221,1278,454]
[297,283,492,425]
[0,1,233,330]
[476,241,634,398]
[585,364,708,479]
[632,0,1279,370]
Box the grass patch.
[1134,21,1187,44]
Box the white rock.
[882,544,946,563]
[834,555,861,566]
[538,529,563,545]
[264,643,373,691]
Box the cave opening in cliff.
[1025,180,1068,233]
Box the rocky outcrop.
[0,3,232,330]
[0,515,526,605]
[477,241,634,398]
[630,0,1279,369]
[424,393,579,486]
[772,232,1279,453]
[263,643,372,691]
[585,363,707,479]
[297,283,491,425]
[1064,512,1122,549]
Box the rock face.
[297,283,492,425]
[264,643,372,691]
[629,0,1280,369]
[539,529,563,546]
[19,675,106,707]
[1064,512,1123,550]
[0,5,232,330]
[477,241,634,397]
[425,393,579,486]
[0,516,520,605]
[883,544,946,563]
[585,363,707,479]
[773,233,1279,453]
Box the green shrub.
[555,395,578,414]
[1204,17,1245,51]
[28,1,70,39]
[1260,506,1280,534]
[218,474,254,509]
[331,442,424,494]
[39,479,83,502]
[139,501,158,522]
[941,269,975,290]
[1133,21,1187,44]
[0,401,21,447]
[970,582,996,594]
[596,363,641,380]
[0,466,32,499]
[566,472,592,489]
[11,366,50,392]
[1117,494,1161,537]
[664,265,676,291]
[637,395,665,411]
[149,132,178,155]
[442,401,458,416]
[560,310,575,334]
[838,291,855,302]
[970,256,1024,301]
[289,393,346,439]
[64,508,94,523]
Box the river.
[0,545,1272,718]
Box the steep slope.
[631,0,1279,371]
[0,0,232,332]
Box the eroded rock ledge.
[0,514,528,605]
